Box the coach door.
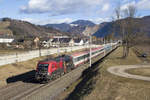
[49,62,57,75]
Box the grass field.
[0,49,30,55]
[57,47,150,100]
[0,21,12,35]
[127,68,150,77]
[134,44,150,61]
[0,21,10,28]
[0,56,48,87]
[135,45,150,55]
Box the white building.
[0,38,14,43]
[74,39,84,46]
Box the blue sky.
[0,0,150,25]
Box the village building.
[40,37,53,48]
[0,35,14,48]
[83,39,89,45]
[74,38,84,46]
[52,38,74,47]
[0,38,14,43]
[34,37,40,48]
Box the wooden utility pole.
[57,37,60,56]
[90,35,92,67]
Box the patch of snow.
[70,24,78,27]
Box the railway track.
[0,75,35,94]
[0,82,22,93]
[0,77,40,100]
[0,46,118,100]
[0,65,86,100]
[21,65,88,100]
[0,72,66,100]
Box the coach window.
[75,58,78,62]
[87,54,89,57]
[81,55,84,59]
[85,54,87,58]
[84,55,86,58]
[81,56,83,60]
[78,56,81,61]
[74,58,78,62]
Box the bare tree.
[115,4,140,58]
[114,3,127,58]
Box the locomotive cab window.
[38,64,49,68]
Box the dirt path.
[107,65,150,81]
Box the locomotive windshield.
[38,64,49,68]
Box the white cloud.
[22,18,34,22]
[102,3,110,11]
[121,1,136,10]
[20,0,105,15]
[121,0,150,11]
[21,18,73,25]
[137,0,150,10]
[21,17,111,25]
[122,0,129,3]
[89,18,110,24]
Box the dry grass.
[135,45,150,55]
[58,47,150,100]
[0,21,10,29]
[0,56,47,87]
[0,21,13,35]
[0,29,12,35]
[135,45,150,61]
[0,49,29,55]
[83,47,150,100]
[127,68,150,77]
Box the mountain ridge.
[1,16,150,39]
[0,18,67,38]
[93,16,150,38]
[44,20,96,35]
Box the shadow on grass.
[65,59,103,100]
[65,48,118,100]
[6,70,39,84]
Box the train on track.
[35,42,119,82]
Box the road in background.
[107,65,150,81]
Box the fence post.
[16,52,18,63]
[39,48,41,57]
[104,40,106,57]
[111,40,113,51]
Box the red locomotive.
[35,55,74,82]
